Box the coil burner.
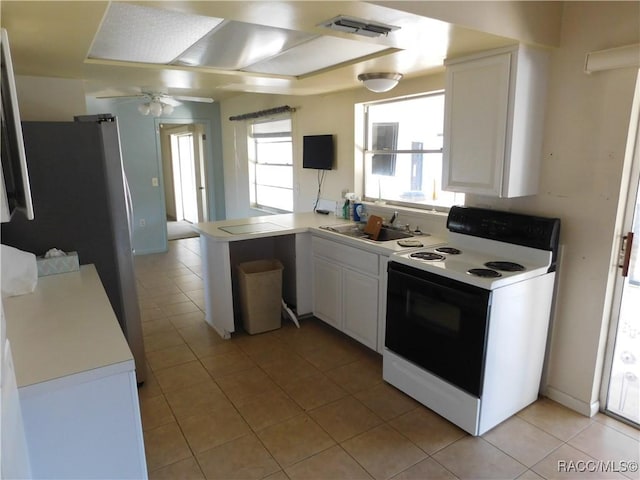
[410,252,446,261]
[435,247,462,255]
[467,268,502,278]
[484,261,525,272]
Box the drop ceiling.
[0,1,560,102]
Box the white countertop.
[195,212,445,255]
[195,212,349,240]
[3,265,134,389]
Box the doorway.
[602,72,640,426]
[160,123,207,240]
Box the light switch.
[152,177,159,187]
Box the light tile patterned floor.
[136,238,640,480]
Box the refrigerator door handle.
[123,172,135,252]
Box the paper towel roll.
[1,244,37,297]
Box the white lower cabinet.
[312,256,343,330]
[311,236,380,351]
[20,368,146,479]
[343,268,379,349]
[3,266,147,479]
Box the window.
[363,92,464,209]
[248,117,293,212]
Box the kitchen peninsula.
[195,212,445,351]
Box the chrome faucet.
[389,211,399,227]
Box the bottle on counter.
[353,202,365,222]
[342,199,350,219]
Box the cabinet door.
[443,52,511,196]
[312,256,342,329]
[343,268,378,350]
[20,370,147,479]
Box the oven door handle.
[389,266,491,305]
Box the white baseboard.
[543,385,600,417]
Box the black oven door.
[385,261,491,397]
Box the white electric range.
[383,206,561,435]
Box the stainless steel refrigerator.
[1,115,146,384]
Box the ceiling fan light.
[357,72,403,93]
[149,101,163,117]
[138,103,151,115]
[162,104,174,115]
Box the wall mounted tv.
[303,134,334,170]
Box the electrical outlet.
[139,219,146,227]
[152,177,159,187]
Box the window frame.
[362,91,464,212]
[248,116,293,213]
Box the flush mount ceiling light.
[358,72,403,93]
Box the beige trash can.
[237,259,284,334]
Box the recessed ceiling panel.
[174,21,315,70]
[244,36,393,77]
[89,3,223,64]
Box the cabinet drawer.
[312,236,378,276]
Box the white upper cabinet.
[442,45,550,197]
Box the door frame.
[162,123,208,224]
[153,118,216,251]
[599,70,640,419]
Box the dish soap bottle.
[342,199,350,219]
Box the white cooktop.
[391,232,554,290]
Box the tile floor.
[135,238,640,480]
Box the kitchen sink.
[319,224,368,239]
[319,224,413,242]
[375,227,413,241]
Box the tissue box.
[37,251,79,277]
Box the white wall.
[219,2,640,416]
[16,75,86,121]
[472,2,639,415]
[219,73,445,220]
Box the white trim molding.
[543,385,600,417]
[584,43,640,74]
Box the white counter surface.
[195,212,348,240]
[3,264,134,389]
[195,212,445,255]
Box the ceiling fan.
[96,91,214,117]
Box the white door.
[166,124,208,223]
[602,72,640,426]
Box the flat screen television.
[303,134,334,170]
[1,28,33,222]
